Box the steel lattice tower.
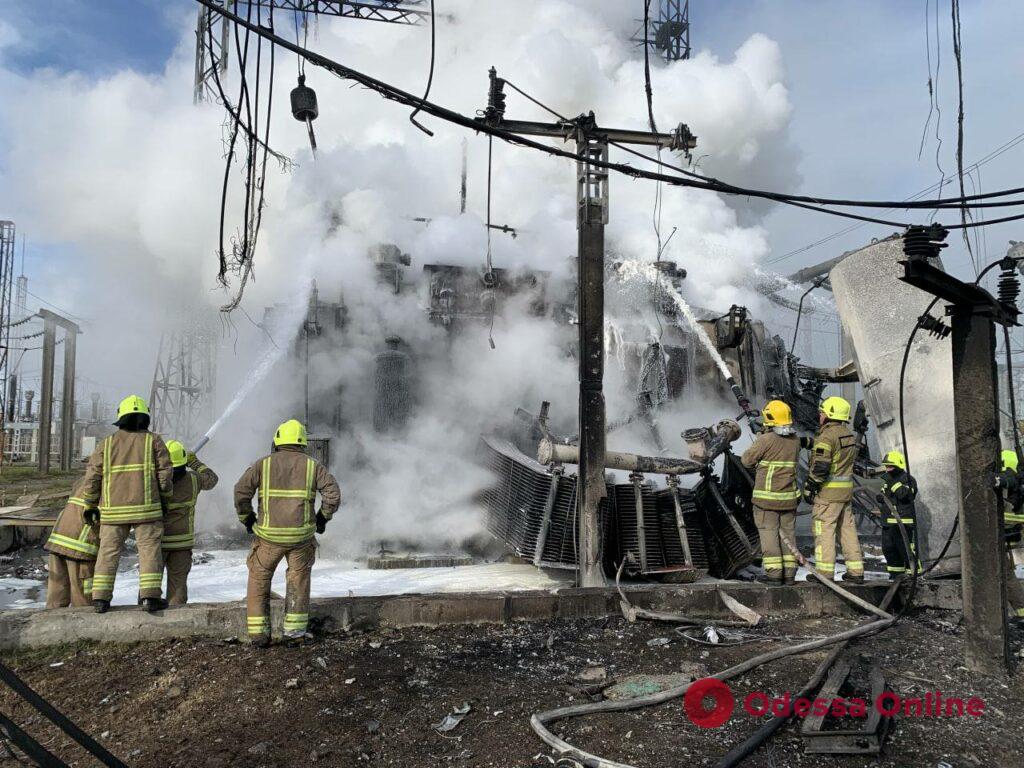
[194,0,428,102]
[149,327,218,444]
[0,223,16,437]
[634,0,691,62]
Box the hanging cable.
[195,1,1024,236]
[408,0,436,135]
[951,0,977,276]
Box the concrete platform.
[0,579,962,650]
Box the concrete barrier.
[0,580,962,650]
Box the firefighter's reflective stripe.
[283,612,309,633]
[887,566,906,573]
[762,556,783,568]
[782,555,798,565]
[1015,608,1024,618]
[99,434,162,522]
[1006,513,1024,524]
[889,481,905,492]
[46,532,98,557]
[823,474,854,490]
[82,578,93,594]
[886,517,915,525]
[255,457,316,545]
[753,458,801,502]
[162,474,199,550]
[92,573,116,592]
[247,616,270,635]
[139,573,163,590]
[846,560,863,571]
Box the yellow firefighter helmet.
[761,400,793,427]
[274,419,308,447]
[1001,449,1019,473]
[166,440,188,468]
[882,450,906,471]
[116,395,150,420]
[819,396,852,422]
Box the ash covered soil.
[1,612,1022,768]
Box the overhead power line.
[765,128,1024,266]
[193,0,1024,234]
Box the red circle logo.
[684,678,735,728]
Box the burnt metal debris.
[478,426,758,580]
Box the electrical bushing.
[290,75,319,123]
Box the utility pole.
[476,69,696,587]
[900,226,1019,676]
[37,310,80,474]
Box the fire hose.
[530,571,896,768]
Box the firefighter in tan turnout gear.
[234,419,341,646]
[161,440,218,605]
[742,400,801,585]
[804,396,864,583]
[44,480,98,608]
[80,395,174,613]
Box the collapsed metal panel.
[829,236,959,573]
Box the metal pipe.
[667,476,694,569]
[539,419,740,475]
[533,467,561,568]
[538,439,703,475]
[630,472,649,572]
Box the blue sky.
[3,0,182,76]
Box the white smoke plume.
[0,2,796,555]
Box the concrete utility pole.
[37,309,80,474]
[476,71,696,587]
[901,231,1019,676]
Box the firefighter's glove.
[84,508,100,528]
[315,511,328,534]
[875,493,886,506]
[994,475,1006,490]
[802,480,820,505]
[243,512,256,534]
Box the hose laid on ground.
[713,579,902,768]
[614,559,752,628]
[0,661,127,768]
[777,535,893,620]
[530,614,894,768]
[533,569,895,768]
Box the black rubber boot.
[840,572,865,585]
[251,635,271,649]
[93,599,110,614]
[142,598,168,613]
[756,574,784,586]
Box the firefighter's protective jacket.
[80,430,174,525]
[740,431,801,511]
[807,421,858,503]
[44,482,98,561]
[879,468,918,525]
[998,467,1024,526]
[162,459,219,551]
[233,445,341,546]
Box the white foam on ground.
[102,550,573,606]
